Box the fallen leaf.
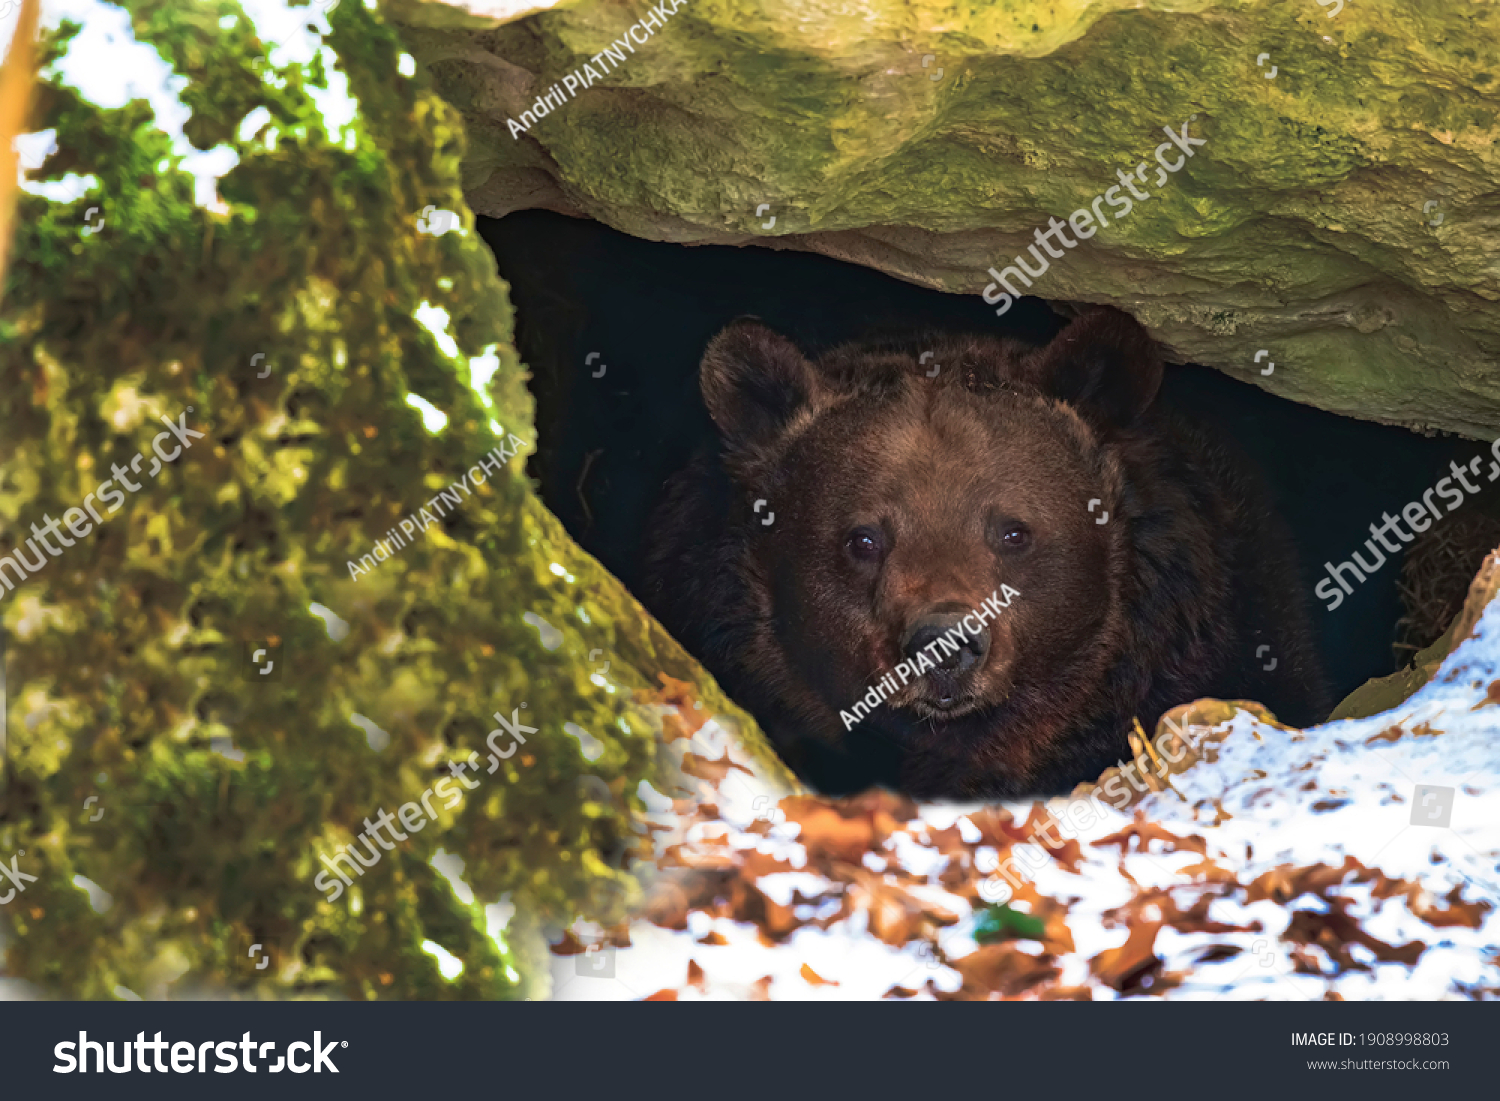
[780,798,877,865]
[1092,920,1164,993]
[1284,904,1426,969]
[647,674,712,740]
[1409,884,1491,929]
[1470,680,1500,710]
[1094,814,1208,857]
[948,944,1059,998]
[681,749,754,783]
[800,963,838,986]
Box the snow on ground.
[550,578,1500,1001]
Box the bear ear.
[1022,307,1163,428]
[700,318,819,453]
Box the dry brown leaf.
[800,963,838,986]
[730,879,806,940]
[1290,944,1328,976]
[1174,856,1240,884]
[948,944,1060,998]
[981,879,1078,955]
[681,749,754,784]
[844,874,927,947]
[647,673,712,741]
[780,798,877,865]
[1092,920,1164,993]
[1093,813,1208,857]
[840,790,919,843]
[661,842,739,872]
[1246,856,1387,905]
[549,929,586,956]
[924,823,973,857]
[1409,883,1491,930]
[964,805,1022,850]
[1164,891,1257,936]
[1470,680,1500,710]
[961,804,1086,870]
[937,852,976,896]
[1019,804,1088,871]
[738,848,799,879]
[1033,899,1078,955]
[1284,904,1427,969]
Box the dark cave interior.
[482,208,1498,730]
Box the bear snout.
[899,602,991,677]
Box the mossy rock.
[399,0,1500,439]
[0,0,792,1001]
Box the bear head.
[698,308,1164,781]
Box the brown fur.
[641,308,1330,799]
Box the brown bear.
[641,307,1330,799]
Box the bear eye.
[845,525,885,563]
[999,521,1031,551]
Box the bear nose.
[900,602,990,674]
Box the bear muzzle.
[900,602,991,678]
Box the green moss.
[405,0,1500,437]
[1,0,789,1000]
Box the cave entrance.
[481,208,1498,728]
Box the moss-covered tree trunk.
[0,0,792,1001]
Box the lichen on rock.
[398,0,1500,439]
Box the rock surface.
[397,0,1500,439]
